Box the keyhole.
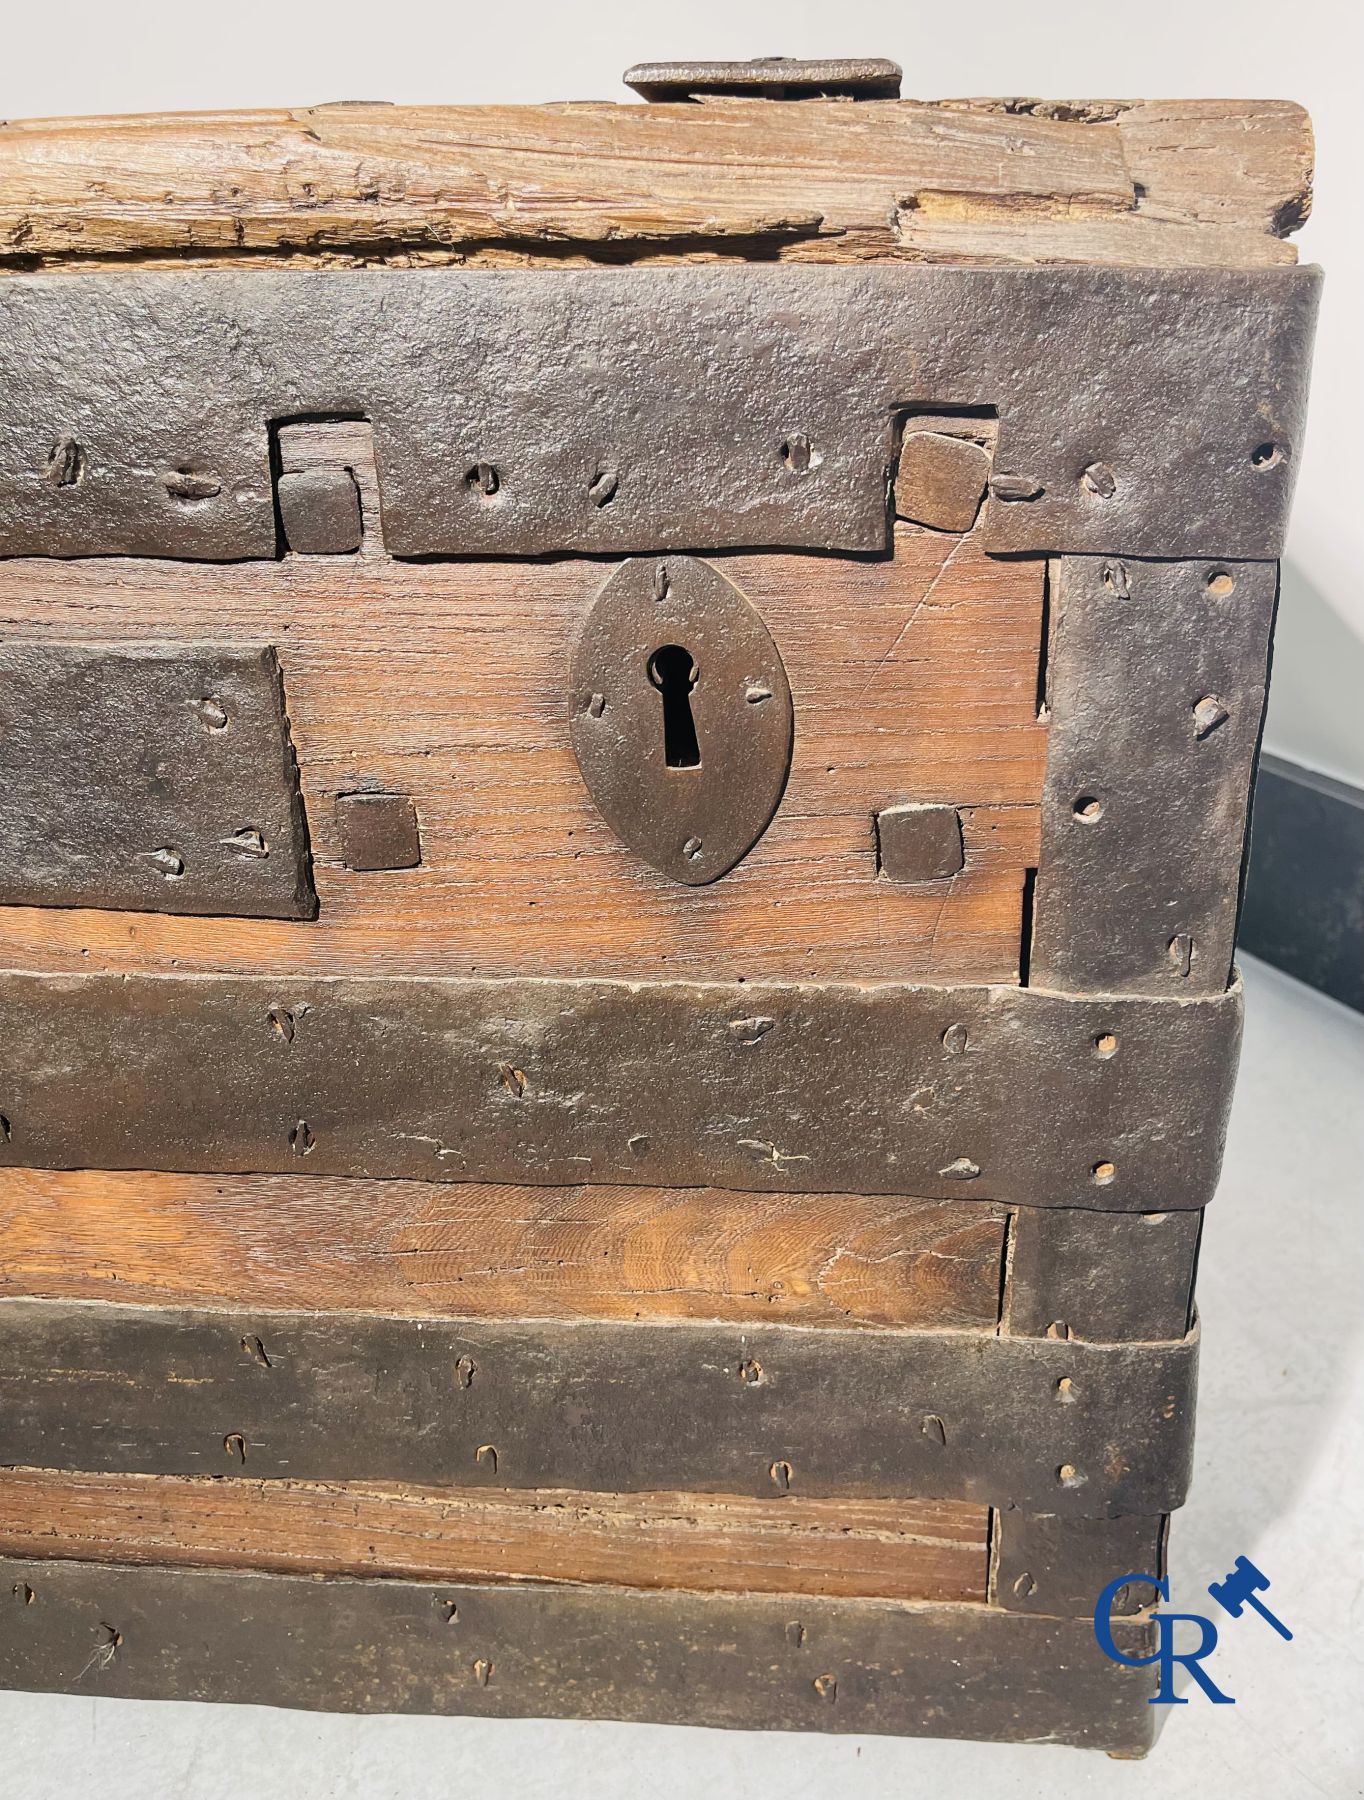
[647,645,701,768]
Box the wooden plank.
[0,1469,987,1603]
[0,525,1045,986]
[0,1171,1008,1332]
[0,1299,1198,1513]
[0,1556,1159,1747]
[0,98,1309,269]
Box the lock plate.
[569,556,794,884]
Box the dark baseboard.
[1239,753,1364,1013]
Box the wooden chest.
[0,61,1318,1753]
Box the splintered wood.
[0,1469,990,1603]
[0,98,1310,269]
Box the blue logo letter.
[1093,1572,1234,1705]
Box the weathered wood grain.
[0,526,1045,984]
[0,1171,1007,1331]
[0,1469,987,1603]
[0,98,1310,269]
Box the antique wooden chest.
[0,61,1318,1754]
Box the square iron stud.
[895,433,992,533]
[335,792,422,871]
[875,804,965,882]
[277,468,363,555]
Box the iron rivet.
[148,846,185,879]
[588,466,619,507]
[1100,560,1131,598]
[938,1156,981,1181]
[1193,695,1230,739]
[45,435,84,488]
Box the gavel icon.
[1207,1556,1293,1640]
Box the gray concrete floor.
[3,956,1361,1799]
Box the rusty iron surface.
[993,1511,1166,1618]
[624,57,904,101]
[569,555,794,883]
[0,970,1240,1208]
[0,1300,1197,1513]
[0,1557,1157,1746]
[875,804,966,882]
[276,468,362,554]
[0,643,316,918]
[0,265,1318,561]
[1032,556,1277,996]
[894,431,991,532]
[1006,1206,1202,1343]
[333,792,421,871]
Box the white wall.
[4,0,1360,782]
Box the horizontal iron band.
[0,1557,1156,1747]
[0,1299,1198,1515]
[0,969,1241,1209]
[0,264,1317,560]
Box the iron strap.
[0,1559,1157,1747]
[0,264,1318,561]
[0,969,1239,1208]
[0,1300,1198,1514]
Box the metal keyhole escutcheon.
[569,556,794,884]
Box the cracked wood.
[0,1469,988,1603]
[0,98,1310,269]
